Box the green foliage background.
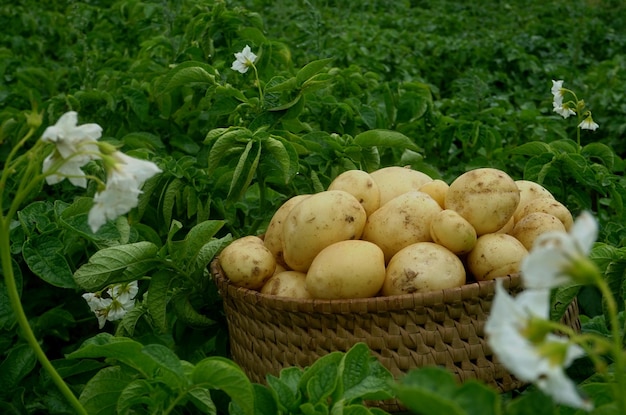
[1,0,625,413]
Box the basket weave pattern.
[211,259,581,412]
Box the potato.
[419,179,449,209]
[495,215,515,234]
[328,169,381,216]
[430,209,477,255]
[513,180,554,222]
[362,191,442,262]
[511,212,566,250]
[445,168,520,236]
[382,242,466,296]
[261,271,312,299]
[516,196,573,231]
[466,233,528,281]
[282,190,367,272]
[219,236,276,290]
[306,240,385,299]
[263,194,310,267]
[369,166,433,206]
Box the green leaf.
[79,366,134,415]
[22,235,76,289]
[451,381,500,415]
[187,387,217,414]
[504,388,557,415]
[116,379,154,414]
[296,58,333,85]
[141,344,185,388]
[206,127,252,175]
[393,367,464,415]
[551,284,581,322]
[147,269,174,333]
[303,354,341,405]
[267,374,302,413]
[192,357,255,415]
[73,242,160,291]
[353,129,421,152]
[0,344,36,394]
[67,333,158,377]
[162,65,216,92]
[249,383,277,415]
[171,293,215,327]
[340,343,394,402]
[581,142,617,170]
[508,141,552,157]
[227,139,262,203]
[169,220,225,270]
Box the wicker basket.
[210,258,581,413]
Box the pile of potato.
[218,166,573,300]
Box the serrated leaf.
[353,129,421,152]
[79,366,133,415]
[22,235,76,288]
[192,357,255,415]
[73,242,159,291]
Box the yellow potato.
[445,168,520,236]
[383,242,466,296]
[362,191,442,262]
[263,194,310,267]
[328,169,381,216]
[261,271,312,299]
[516,196,573,231]
[282,190,367,272]
[306,240,386,299]
[495,215,515,234]
[369,166,433,206]
[430,209,477,255]
[419,179,449,209]
[511,212,566,250]
[513,180,555,223]
[466,233,528,281]
[219,236,276,290]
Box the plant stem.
[0,221,88,414]
[596,278,626,414]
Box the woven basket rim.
[210,257,521,314]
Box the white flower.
[521,211,598,289]
[553,101,576,118]
[231,45,257,74]
[486,281,592,410]
[82,292,113,329]
[82,281,139,328]
[41,112,102,187]
[578,117,599,131]
[551,80,565,99]
[88,151,161,232]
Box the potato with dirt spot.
[513,180,555,222]
[445,168,520,236]
[261,271,312,299]
[264,194,310,267]
[362,191,442,263]
[369,166,433,206]
[511,211,566,250]
[219,236,276,290]
[328,169,381,216]
[430,209,477,255]
[467,233,528,281]
[282,190,367,272]
[382,242,466,296]
[306,240,385,299]
[516,196,573,231]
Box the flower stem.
[0,220,88,415]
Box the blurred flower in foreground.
[231,45,257,74]
[486,281,592,411]
[41,111,102,187]
[82,281,139,329]
[88,150,162,232]
[521,211,600,289]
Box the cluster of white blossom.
[82,281,139,329]
[551,79,599,131]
